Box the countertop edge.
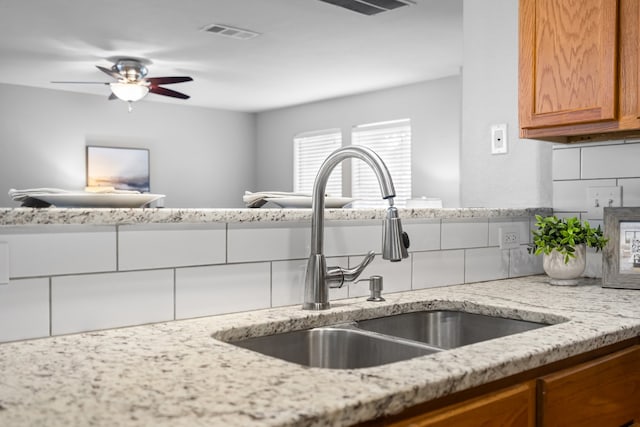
[0,207,553,225]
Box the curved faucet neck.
[310,146,396,256]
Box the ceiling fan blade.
[146,76,193,85]
[149,86,190,99]
[96,65,122,80]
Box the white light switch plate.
[586,186,621,220]
[0,242,9,285]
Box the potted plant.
[529,215,608,286]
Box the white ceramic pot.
[542,243,586,286]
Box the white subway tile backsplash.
[412,250,465,289]
[1,213,545,341]
[0,241,8,284]
[271,257,348,307]
[584,247,604,278]
[619,178,640,207]
[176,262,270,319]
[227,222,309,263]
[441,219,488,249]
[465,247,509,283]
[552,179,616,212]
[489,218,531,247]
[51,269,173,335]
[118,224,226,270]
[324,220,382,257]
[0,278,49,342]
[0,225,116,278]
[509,247,544,277]
[552,148,581,180]
[402,220,441,251]
[582,143,640,179]
[347,254,412,297]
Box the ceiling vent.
[318,0,416,15]
[202,24,261,40]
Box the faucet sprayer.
[302,146,409,310]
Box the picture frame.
[603,207,640,289]
[86,145,150,192]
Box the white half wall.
[0,83,256,208]
[461,0,552,208]
[255,77,462,208]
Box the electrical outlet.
[491,124,508,154]
[499,227,520,249]
[586,186,621,220]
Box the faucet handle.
[356,275,385,302]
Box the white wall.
[0,83,256,208]
[461,0,553,208]
[255,77,462,208]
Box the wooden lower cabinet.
[538,345,640,427]
[387,382,535,427]
[367,342,640,427]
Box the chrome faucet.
[303,146,409,310]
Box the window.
[351,119,411,207]
[293,129,342,196]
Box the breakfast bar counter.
[1,275,639,426]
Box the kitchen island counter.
[0,275,638,426]
[0,206,551,225]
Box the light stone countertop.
[1,275,639,426]
[0,207,552,226]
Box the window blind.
[351,119,411,207]
[293,129,342,196]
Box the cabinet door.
[388,382,535,427]
[519,0,618,130]
[538,345,640,427]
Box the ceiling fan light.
[109,83,149,102]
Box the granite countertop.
[2,275,638,427]
[0,207,552,225]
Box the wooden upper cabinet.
[519,0,619,135]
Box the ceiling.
[0,0,462,113]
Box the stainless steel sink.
[356,310,547,349]
[232,326,440,369]
[229,310,551,369]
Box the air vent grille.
[202,24,261,40]
[318,0,415,15]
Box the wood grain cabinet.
[538,345,640,427]
[518,0,640,141]
[387,382,536,427]
[366,342,640,427]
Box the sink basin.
[356,310,548,349]
[228,310,551,369]
[231,326,440,369]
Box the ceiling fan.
[52,58,193,111]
